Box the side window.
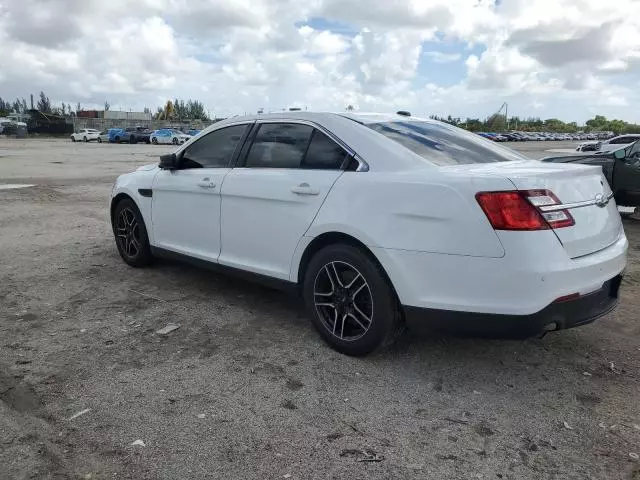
[611,136,628,145]
[245,123,313,168]
[302,130,349,170]
[181,124,247,169]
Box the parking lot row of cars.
[70,127,201,145]
[477,131,613,142]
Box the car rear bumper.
[403,275,622,338]
[371,230,627,316]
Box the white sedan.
[596,134,640,153]
[71,128,100,142]
[150,129,191,145]
[110,112,627,356]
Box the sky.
[0,0,639,123]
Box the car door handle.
[291,183,320,195]
[196,181,216,189]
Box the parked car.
[542,140,640,211]
[97,129,118,143]
[596,134,640,153]
[111,126,152,144]
[109,112,627,356]
[576,141,600,152]
[71,128,100,142]
[150,128,191,145]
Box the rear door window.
[364,121,528,165]
[301,130,349,170]
[245,123,313,168]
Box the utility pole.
[505,103,509,130]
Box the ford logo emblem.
[594,193,609,208]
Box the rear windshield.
[366,121,528,166]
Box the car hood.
[136,163,159,172]
[541,153,613,163]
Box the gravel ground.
[1,138,639,480]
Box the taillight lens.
[476,190,574,231]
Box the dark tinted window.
[610,136,639,144]
[181,124,247,168]
[302,130,349,170]
[245,123,313,168]
[366,121,528,166]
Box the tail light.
[476,190,574,231]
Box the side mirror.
[159,152,178,170]
[613,149,626,160]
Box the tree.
[346,104,354,111]
[37,91,52,113]
[60,102,66,116]
[76,102,81,114]
[0,97,12,116]
[104,100,110,111]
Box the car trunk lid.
[447,160,623,258]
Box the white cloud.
[0,0,639,122]
[423,51,461,63]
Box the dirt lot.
[1,138,639,480]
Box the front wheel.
[83,136,88,142]
[71,136,76,142]
[112,198,153,267]
[172,137,179,145]
[97,138,102,143]
[152,137,158,144]
[303,244,404,356]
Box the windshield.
[365,121,528,166]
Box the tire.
[172,137,179,145]
[83,136,88,142]
[97,138,102,143]
[114,136,120,143]
[130,135,136,144]
[152,137,158,145]
[112,198,153,267]
[71,136,76,142]
[302,244,404,356]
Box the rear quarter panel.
[306,169,513,258]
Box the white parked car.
[97,129,111,143]
[110,112,627,356]
[71,128,100,142]
[596,134,640,153]
[150,128,191,145]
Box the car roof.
[181,111,463,172]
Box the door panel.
[151,168,230,261]
[614,155,640,206]
[219,168,342,279]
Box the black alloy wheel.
[303,244,403,356]
[113,199,153,267]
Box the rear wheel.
[303,244,404,356]
[112,198,153,267]
[97,137,102,143]
[152,137,158,144]
[83,136,88,142]
[71,136,76,142]
[172,137,179,145]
